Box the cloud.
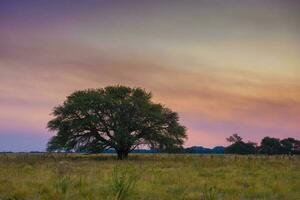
[1,0,300,151]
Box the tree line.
[225,134,300,155]
[47,85,299,159]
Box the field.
[0,154,299,200]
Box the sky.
[0,0,300,151]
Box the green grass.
[0,154,299,200]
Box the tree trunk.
[117,150,129,160]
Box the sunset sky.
[1,0,300,151]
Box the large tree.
[47,85,187,159]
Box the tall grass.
[0,154,299,200]
[200,185,217,200]
[55,176,71,196]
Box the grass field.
[0,154,299,200]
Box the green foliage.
[47,85,187,159]
[110,165,138,200]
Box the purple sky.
[1,0,300,151]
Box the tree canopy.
[47,85,187,159]
[225,134,256,155]
[259,137,282,155]
[259,137,300,155]
[225,134,300,155]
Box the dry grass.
[0,153,299,200]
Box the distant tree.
[226,133,242,143]
[280,138,300,155]
[280,138,294,154]
[225,134,256,154]
[259,137,282,155]
[47,85,187,159]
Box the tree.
[280,138,300,155]
[226,133,242,143]
[280,138,294,154]
[47,85,187,159]
[225,134,256,154]
[259,137,282,155]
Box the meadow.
[0,154,299,200]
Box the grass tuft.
[110,165,138,200]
